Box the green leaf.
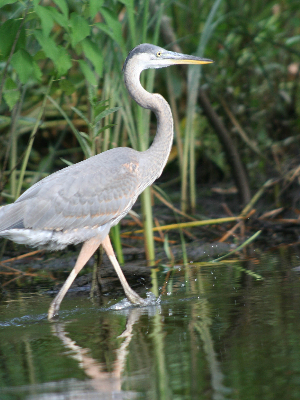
[35,30,72,76]
[78,59,97,86]
[0,19,26,60]
[60,157,73,166]
[78,131,90,141]
[286,35,300,46]
[59,79,76,95]
[3,78,20,110]
[33,49,46,61]
[89,0,104,18]
[34,30,57,60]
[163,234,173,261]
[43,6,68,28]
[69,12,90,47]
[0,0,17,6]
[11,49,42,83]
[52,0,68,18]
[213,230,262,263]
[47,94,92,159]
[78,134,93,158]
[94,106,121,124]
[81,38,103,76]
[71,106,91,127]
[96,7,125,49]
[3,90,19,110]
[94,105,107,114]
[33,60,43,82]
[118,0,134,6]
[4,77,17,90]
[94,123,115,138]
[55,47,72,76]
[34,5,54,37]
[93,99,109,117]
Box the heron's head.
[123,43,213,73]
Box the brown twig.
[197,90,251,206]
[152,188,197,221]
[160,269,172,296]
[154,218,165,241]
[219,96,264,158]
[219,221,243,242]
[0,249,43,266]
[121,233,176,243]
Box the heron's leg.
[48,235,103,320]
[102,235,146,305]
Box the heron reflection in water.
[0,44,213,319]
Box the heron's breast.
[122,161,139,174]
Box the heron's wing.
[1,149,142,232]
[0,202,27,231]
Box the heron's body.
[0,44,212,318]
[0,146,162,250]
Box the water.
[1,247,300,399]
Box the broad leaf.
[89,0,104,18]
[96,7,125,49]
[69,12,90,47]
[55,47,73,76]
[81,38,103,76]
[34,5,54,37]
[52,0,68,18]
[11,49,42,83]
[0,0,17,6]
[0,19,26,60]
[43,6,68,28]
[3,78,20,110]
[35,30,72,76]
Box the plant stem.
[141,187,155,265]
[16,78,53,199]
[111,224,124,265]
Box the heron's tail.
[0,203,25,232]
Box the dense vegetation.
[0,0,299,262]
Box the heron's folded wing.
[1,149,141,232]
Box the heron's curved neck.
[124,61,173,180]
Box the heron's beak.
[168,56,213,65]
[162,50,213,65]
[170,58,213,65]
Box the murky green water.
[1,247,300,399]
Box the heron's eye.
[156,51,162,57]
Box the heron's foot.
[125,287,147,305]
[110,291,158,311]
[48,301,60,320]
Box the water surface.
[1,247,300,399]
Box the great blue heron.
[0,44,212,319]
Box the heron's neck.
[124,63,173,180]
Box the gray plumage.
[0,44,212,318]
[0,149,146,249]
[0,45,179,249]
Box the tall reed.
[181,0,223,213]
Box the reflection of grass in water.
[195,259,263,280]
[1,250,300,398]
